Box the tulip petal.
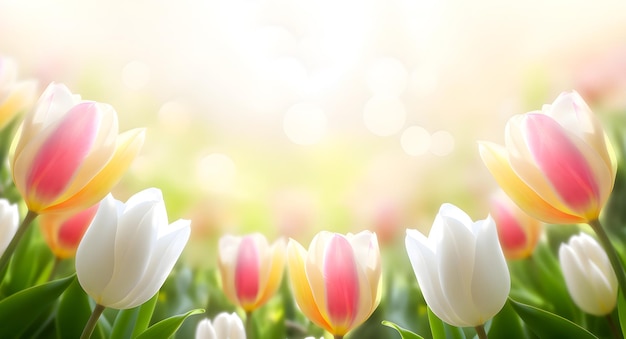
[76,195,118,303]
[43,128,146,214]
[478,141,584,224]
[470,215,510,324]
[286,239,332,332]
[0,79,37,129]
[348,231,382,309]
[218,235,242,306]
[235,236,260,308]
[521,114,601,214]
[436,212,480,326]
[405,229,464,327]
[113,219,190,309]
[195,318,217,339]
[254,238,286,309]
[559,244,598,314]
[322,234,359,330]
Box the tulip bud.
[286,231,382,337]
[405,203,510,327]
[10,82,145,215]
[0,57,37,130]
[559,233,618,316]
[218,233,286,312]
[39,203,99,259]
[479,91,617,224]
[75,188,190,309]
[0,199,19,256]
[489,190,542,260]
[195,312,246,339]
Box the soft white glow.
[401,126,431,156]
[283,103,328,145]
[122,60,151,90]
[366,57,408,97]
[158,101,191,134]
[196,153,237,193]
[410,66,439,95]
[430,130,455,156]
[269,56,308,94]
[363,96,406,136]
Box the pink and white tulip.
[489,190,542,260]
[286,231,382,337]
[39,203,99,259]
[218,233,286,312]
[479,91,616,224]
[10,82,145,215]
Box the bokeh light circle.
[401,126,431,156]
[363,96,406,136]
[283,103,328,145]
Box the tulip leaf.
[135,308,204,339]
[110,292,159,339]
[509,298,598,339]
[427,307,466,339]
[382,320,425,339]
[0,274,75,337]
[488,299,527,339]
[57,277,105,339]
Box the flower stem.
[80,304,105,339]
[606,313,622,339]
[334,336,344,339]
[245,311,255,339]
[475,324,488,339]
[0,210,38,276]
[588,219,626,296]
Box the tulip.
[405,203,510,333]
[218,233,286,313]
[76,188,190,339]
[76,188,190,309]
[489,190,542,260]
[559,233,618,316]
[0,199,19,256]
[286,231,382,339]
[0,82,146,277]
[195,313,246,339]
[478,90,616,225]
[39,203,99,259]
[0,57,37,130]
[11,82,146,215]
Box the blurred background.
[1,0,626,264]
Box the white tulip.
[195,313,246,339]
[405,203,510,327]
[559,233,618,316]
[75,188,190,309]
[0,199,19,256]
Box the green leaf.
[488,299,527,339]
[509,298,598,339]
[382,320,425,339]
[135,308,204,339]
[110,292,159,339]
[57,277,105,339]
[427,307,465,339]
[132,292,159,337]
[0,274,75,337]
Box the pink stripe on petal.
[524,115,600,211]
[324,235,359,326]
[235,236,260,305]
[27,103,100,202]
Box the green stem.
[245,311,254,339]
[606,313,622,339]
[80,304,105,339]
[0,210,38,276]
[47,257,62,282]
[475,324,488,339]
[588,219,626,296]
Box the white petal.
[75,194,118,301]
[470,215,510,324]
[110,219,190,308]
[195,318,217,339]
